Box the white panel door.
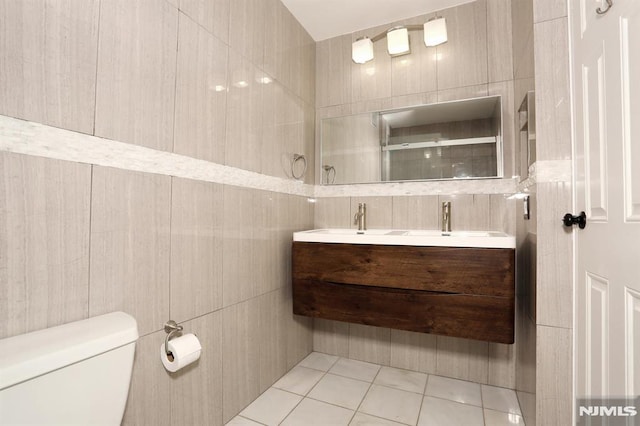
[571,0,640,402]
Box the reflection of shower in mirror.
[322,165,336,184]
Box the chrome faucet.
[354,203,367,233]
[442,201,452,234]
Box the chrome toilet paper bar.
[163,320,183,356]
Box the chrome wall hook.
[596,0,613,15]
[163,320,183,356]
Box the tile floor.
[226,352,525,426]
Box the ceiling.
[280,0,475,41]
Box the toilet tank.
[0,312,138,425]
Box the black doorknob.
[563,212,587,229]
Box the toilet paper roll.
[160,333,202,373]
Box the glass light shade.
[424,17,447,47]
[352,37,374,64]
[386,27,410,56]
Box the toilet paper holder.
[163,320,183,356]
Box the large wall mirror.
[320,96,503,185]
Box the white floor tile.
[374,366,428,394]
[350,412,407,426]
[272,366,325,395]
[298,352,339,372]
[281,398,354,426]
[425,375,482,406]
[484,409,526,426]
[239,388,302,426]
[359,384,423,425]
[481,385,522,415]
[308,373,371,410]
[225,416,264,425]
[329,358,381,382]
[417,396,484,426]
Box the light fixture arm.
[369,24,423,43]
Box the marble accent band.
[517,160,572,192]
[0,114,519,197]
[315,178,517,197]
[0,115,314,197]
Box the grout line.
[91,1,102,136]
[86,165,95,319]
[167,177,174,320]
[171,9,180,155]
[236,415,268,426]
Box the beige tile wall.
[1,152,315,425]
[0,0,315,181]
[0,1,316,425]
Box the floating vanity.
[292,229,516,344]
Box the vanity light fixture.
[424,17,448,47]
[351,16,448,64]
[386,27,410,56]
[352,37,374,64]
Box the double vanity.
[292,228,516,344]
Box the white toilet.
[0,312,138,425]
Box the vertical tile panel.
[348,324,391,366]
[261,81,305,180]
[170,311,223,426]
[391,16,438,97]
[95,0,178,151]
[0,0,99,135]
[391,196,439,230]
[489,194,516,234]
[533,0,567,23]
[170,177,223,322]
[222,185,256,307]
[534,17,571,161]
[436,335,489,383]
[351,25,392,103]
[487,342,516,388]
[0,153,91,339]
[437,84,489,102]
[436,0,488,90]
[389,329,437,374]
[228,0,266,67]
[316,35,353,107]
[313,319,350,358]
[89,167,171,336]
[122,331,171,426]
[253,189,279,296]
[259,288,289,392]
[222,297,261,423]
[536,325,572,425]
[173,13,228,164]
[391,92,438,109]
[178,0,230,43]
[314,197,352,228]
[536,182,572,327]
[225,51,264,173]
[285,294,314,369]
[487,0,514,83]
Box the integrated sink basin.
[293,228,515,249]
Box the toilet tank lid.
[0,312,138,390]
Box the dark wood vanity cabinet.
[292,242,515,344]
